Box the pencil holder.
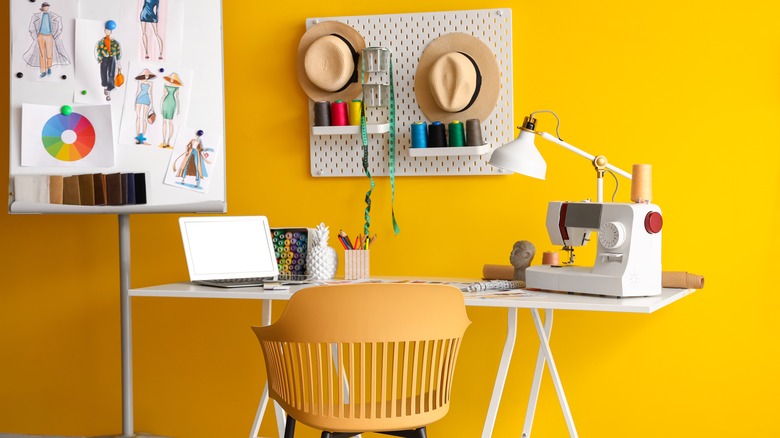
[345,250,370,280]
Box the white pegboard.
[308,9,514,177]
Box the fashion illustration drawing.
[23,2,71,78]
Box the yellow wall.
[1,1,778,437]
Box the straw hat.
[297,21,365,102]
[164,72,182,86]
[135,69,156,80]
[415,33,500,124]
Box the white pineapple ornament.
[307,223,338,280]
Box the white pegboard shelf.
[407,144,491,157]
[307,9,513,177]
[312,123,391,136]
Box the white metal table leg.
[250,299,287,438]
[481,308,518,438]
[527,309,578,438]
[522,308,553,438]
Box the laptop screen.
[179,216,279,281]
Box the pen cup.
[345,250,370,280]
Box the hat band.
[330,33,359,93]
[458,52,482,113]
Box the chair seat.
[275,392,448,433]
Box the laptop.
[179,216,279,288]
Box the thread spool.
[313,101,331,126]
[411,122,428,148]
[631,164,652,203]
[348,100,362,125]
[465,118,484,146]
[330,100,348,126]
[542,251,560,266]
[448,120,465,147]
[428,121,447,147]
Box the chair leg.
[378,428,427,438]
[284,415,296,438]
[321,432,362,438]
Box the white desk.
[130,280,694,438]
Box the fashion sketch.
[140,0,164,60]
[172,132,213,189]
[95,22,121,101]
[134,69,156,144]
[22,2,71,77]
[159,72,182,148]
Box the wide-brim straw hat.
[164,72,182,86]
[414,32,500,124]
[297,21,366,102]
[135,68,156,80]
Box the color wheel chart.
[41,113,96,161]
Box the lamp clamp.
[593,155,608,178]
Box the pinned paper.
[163,127,219,193]
[21,103,114,167]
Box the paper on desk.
[463,290,534,299]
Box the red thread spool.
[330,100,348,126]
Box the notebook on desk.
[179,216,280,288]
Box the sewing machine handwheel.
[599,221,626,249]
[644,211,663,234]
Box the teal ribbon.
[388,55,400,235]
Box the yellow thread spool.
[348,100,362,126]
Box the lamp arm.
[538,131,632,180]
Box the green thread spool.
[448,120,465,147]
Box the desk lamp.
[488,110,632,202]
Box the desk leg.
[250,299,287,438]
[524,309,577,438]
[481,308,518,438]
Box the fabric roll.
[662,271,705,289]
[482,264,514,280]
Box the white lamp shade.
[488,129,547,180]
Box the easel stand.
[119,214,133,437]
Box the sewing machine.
[526,201,663,297]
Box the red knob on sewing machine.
[644,211,663,234]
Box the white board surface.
[8,0,226,214]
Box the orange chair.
[252,283,471,438]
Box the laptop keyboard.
[197,277,268,287]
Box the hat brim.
[297,21,366,102]
[164,76,182,86]
[135,74,157,80]
[415,33,500,124]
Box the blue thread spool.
[411,122,428,148]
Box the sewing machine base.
[527,265,662,297]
